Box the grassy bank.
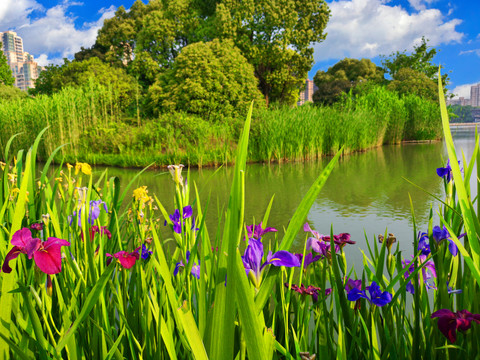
[0,82,441,167]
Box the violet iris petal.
[246,222,277,240]
[242,239,299,287]
[183,205,193,219]
[303,222,321,240]
[296,253,321,268]
[174,250,200,278]
[368,282,393,306]
[141,244,153,260]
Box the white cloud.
[0,1,116,64]
[314,0,463,62]
[459,49,480,57]
[449,82,480,99]
[407,0,438,11]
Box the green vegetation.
[0,86,479,358]
[449,105,478,123]
[148,39,265,120]
[0,81,441,167]
[0,46,14,86]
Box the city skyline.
[1,30,41,90]
[0,0,478,98]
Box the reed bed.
[0,82,441,167]
[0,77,479,359]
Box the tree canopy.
[148,39,265,120]
[387,68,438,102]
[0,47,14,86]
[32,57,137,106]
[313,58,384,105]
[74,0,330,107]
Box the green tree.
[387,68,437,102]
[148,39,265,120]
[0,84,28,99]
[0,46,14,86]
[381,37,449,87]
[31,58,138,107]
[214,0,330,106]
[313,58,385,105]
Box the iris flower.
[141,244,153,260]
[304,222,353,254]
[346,281,392,307]
[106,250,140,269]
[295,253,322,269]
[2,228,70,274]
[69,199,108,227]
[242,238,300,289]
[165,205,194,234]
[285,283,332,302]
[403,255,437,294]
[246,222,277,240]
[432,225,459,257]
[174,251,200,279]
[431,309,480,343]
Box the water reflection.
[102,127,477,266]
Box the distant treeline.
[449,105,479,123]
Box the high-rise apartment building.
[471,84,480,107]
[1,31,40,91]
[298,79,317,106]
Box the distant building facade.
[1,31,40,91]
[298,79,317,106]
[471,84,480,107]
[447,97,470,106]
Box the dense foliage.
[45,0,330,110]
[148,39,265,120]
[0,81,441,168]
[448,105,477,123]
[0,48,14,86]
[313,58,384,105]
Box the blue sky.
[0,0,478,98]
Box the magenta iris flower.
[242,238,300,288]
[246,222,277,240]
[106,250,140,269]
[431,309,480,343]
[304,223,353,255]
[30,223,43,231]
[346,281,392,307]
[174,251,200,279]
[1,228,70,274]
[285,283,332,302]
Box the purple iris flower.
[346,281,392,307]
[436,160,454,183]
[68,200,108,227]
[403,255,437,294]
[165,205,194,234]
[246,222,277,240]
[141,244,152,260]
[242,238,300,288]
[295,253,322,269]
[88,200,108,225]
[432,225,459,257]
[174,251,200,279]
[417,231,431,256]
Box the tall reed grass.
[0,82,441,167]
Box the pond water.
[102,125,478,268]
